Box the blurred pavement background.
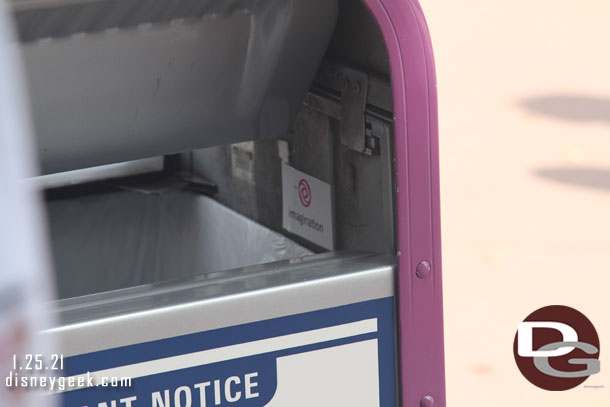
[420,0,610,405]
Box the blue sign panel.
[55,297,396,407]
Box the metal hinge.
[338,67,383,156]
[305,62,392,155]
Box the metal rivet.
[342,78,350,91]
[420,395,434,407]
[416,261,431,279]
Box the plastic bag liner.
[46,190,312,299]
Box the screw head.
[420,395,434,407]
[415,261,431,279]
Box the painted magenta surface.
[359,0,446,406]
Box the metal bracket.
[363,120,383,156]
[307,63,390,156]
[339,67,369,154]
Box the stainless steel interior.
[17,0,397,343]
[187,60,395,254]
[47,189,311,299]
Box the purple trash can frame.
[360,1,446,406]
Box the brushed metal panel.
[18,0,338,174]
[44,253,395,356]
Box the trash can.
[8,0,445,406]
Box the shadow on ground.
[520,95,610,124]
[534,167,610,191]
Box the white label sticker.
[282,163,333,250]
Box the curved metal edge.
[360,1,446,406]
[42,253,396,357]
